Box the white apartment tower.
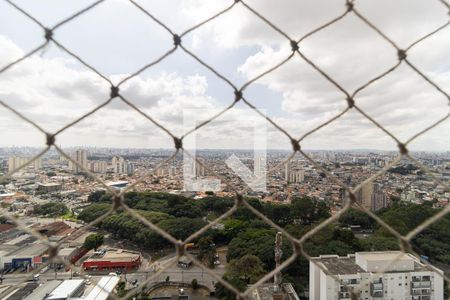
[285,161,305,183]
[72,149,88,173]
[8,156,27,172]
[8,156,42,172]
[112,156,125,174]
[89,161,107,173]
[309,251,443,300]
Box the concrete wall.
[309,261,321,300]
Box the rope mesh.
[0,0,449,299]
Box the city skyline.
[1,0,449,151]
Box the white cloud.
[1,0,449,150]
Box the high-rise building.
[8,156,27,172]
[89,161,107,174]
[254,155,266,178]
[371,183,390,211]
[168,166,177,178]
[195,162,205,177]
[33,158,42,170]
[356,182,389,211]
[126,162,134,175]
[310,251,444,300]
[112,156,126,174]
[72,149,88,173]
[284,161,304,183]
[356,182,374,210]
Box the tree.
[290,197,330,225]
[228,255,265,284]
[339,208,375,229]
[117,281,126,297]
[197,236,216,268]
[191,278,199,290]
[78,203,110,223]
[84,233,104,251]
[88,190,107,202]
[227,228,276,269]
[215,275,246,300]
[33,202,68,217]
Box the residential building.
[8,156,27,172]
[309,251,444,300]
[356,182,373,210]
[126,162,134,175]
[356,183,390,211]
[72,149,88,173]
[89,161,107,173]
[112,156,126,174]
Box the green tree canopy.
[84,233,104,251]
[34,202,68,217]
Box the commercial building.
[309,251,444,300]
[1,242,48,269]
[83,248,141,271]
[22,276,119,300]
[44,279,85,300]
[84,276,120,300]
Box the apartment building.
[310,251,443,300]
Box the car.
[108,272,118,276]
[85,280,91,285]
[73,271,80,277]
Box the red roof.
[0,223,15,233]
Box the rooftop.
[85,249,140,263]
[84,276,120,300]
[311,251,432,275]
[252,283,299,300]
[8,242,48,257]
[312,255,365,275]
[356,251,411,262]
[23,280,62,300]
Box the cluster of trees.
[78,191,450,299]
[388,164,419,175]
[79,191,209,250]
[83,233,104,251]
[33,202,68,217]
[340,202,450,264]
[197,236,217,268]
[215,255,265,300]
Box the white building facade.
[309,251,444,300]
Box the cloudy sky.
[0,0,449,150]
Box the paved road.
[0,251,227,297]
